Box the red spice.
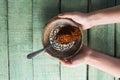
[56,25,81,44]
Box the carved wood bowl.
[42,17,83,59]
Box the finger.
[60,59,77,67]
[60,61,72,67]
[79,25,85,30]
[44,51,50,56]
[82,26,89,30]
[58,13,75,19]
[60,59,68,63]
[60,59,72,64]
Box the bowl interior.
[42,17,83,59]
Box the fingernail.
[58,14,64,17]
[59,59,68,63]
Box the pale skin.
[57,5,120,78]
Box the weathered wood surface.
[8,0,33,80]
[0,0,8,80]
[32,0,60,80]
[0,0,119,80]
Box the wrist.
[87,11,101,27]
[84,47,94,64]
[85,49,101,65]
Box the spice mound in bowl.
[56,25,81,44]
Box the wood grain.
[116,0,120,80]
[61,0,88,80]
[0,0,8,80]
[32,0,60,80]
[0,0,119,80]
[89,0,115,80]
[116,0,120,57]
[8,0,33,80]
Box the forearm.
[86,50,120,78]
[88,5,120,26]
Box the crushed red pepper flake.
[56,25,81,44]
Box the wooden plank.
[8,0,33,80]
[116,23,120,80]
[33,0,60,80]
[0,0,8,80]
[61,0,88,80]
[116,1,120,80]
[116,0,120,57]
[89,0,115,80]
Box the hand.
[60,45,92,67]
[58,12,93,30]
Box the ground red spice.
[56,25,81,44]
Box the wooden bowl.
[42,17,83,59]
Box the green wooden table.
[0,0,120,80]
